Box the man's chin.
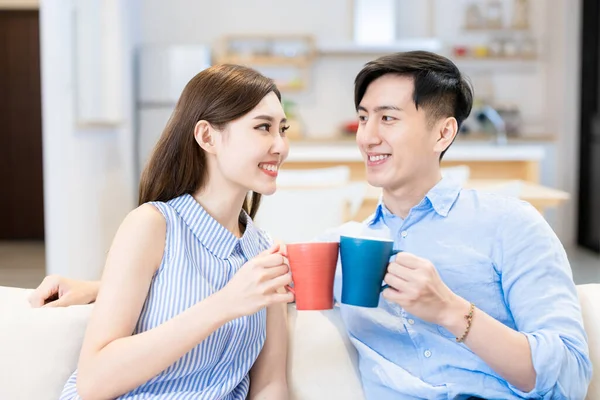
[366,174,386,188]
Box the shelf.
[274,82,306,92]
[216,55,313,67]
[462,26,532,33]
[317,39,443,56]
[286,142,546,162]
[290,133,556,144]
[214,35,316,92]
[452,57,541,72]
[215,34,316,66]
[456,133,556,143]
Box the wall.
[545,0,583,247]
[40,0,139,279]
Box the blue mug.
[340,235,401,308]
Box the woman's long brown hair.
[138,64,281,219]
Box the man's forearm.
[441,296,536,393]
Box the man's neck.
[381,170,443,219]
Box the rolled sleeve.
[496,201,592,399]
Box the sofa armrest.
[577,284,600,400]
[0,286,93,400]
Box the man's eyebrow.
[357,105,402,113]
[374,105,402,113]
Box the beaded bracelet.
[456,302,475,343]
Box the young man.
[316,51,591,399]
[31,51,591,399]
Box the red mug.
[286,242,339,310]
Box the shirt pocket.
[435,260,502,339]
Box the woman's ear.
[434,117,458,154]
[194,120,217,154]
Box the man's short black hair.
[354,51,474,160]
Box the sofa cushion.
[0,286,92,400]
[2,285,597,400]
[287,304,365,400]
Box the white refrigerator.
[135,45,212,178]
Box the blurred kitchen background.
[0,0,598,288]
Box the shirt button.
[407,319,415,325]
[424,350,432,358]
[401,230,408,238]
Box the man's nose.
[357,119,381,146]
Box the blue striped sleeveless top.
[60,193,271,399]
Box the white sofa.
[1,284,599,400]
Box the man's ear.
[434,117,458,154]
[194,120,217,154]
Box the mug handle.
[381,249,402,291]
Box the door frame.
[578,0,600,252]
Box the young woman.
[54,64,294,399]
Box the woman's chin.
[252,183,277,196]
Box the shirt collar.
[368,177,462,225]
[168,194,260,260]
[424,177,462,217]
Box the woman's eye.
[256,123,271,131]
[280,125,290,136]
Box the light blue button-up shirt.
[320,178,592,400]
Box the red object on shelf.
[342,121,359,134]
[453,46,468,58]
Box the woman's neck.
[192,182,247,238]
